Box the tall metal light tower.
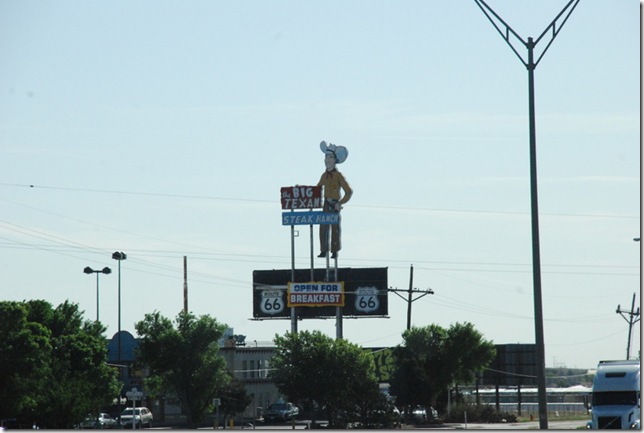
[473,0,580,429]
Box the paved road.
[434,420,587,429]
[173,419,590,430]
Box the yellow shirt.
[317,169,353,205]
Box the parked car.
[264,402,299,422]
[409,406,438,423]
[411,406,427,423]
[78,413,117,429]
[120,407,153,429]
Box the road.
[188,419,588,430]
[419,420,587,429]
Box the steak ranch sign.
[282,211,339,226]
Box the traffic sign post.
[125,387,143,429]
[213,398,221,429]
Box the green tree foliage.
[135,311,230,428]
[269,331,381,427]
[390,323,496,416]
[0,300,120,428]
[219,377,252,419]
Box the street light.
[112,251,127,430]
[112,252,127,362]
[473,1,580,428]
[83,266,111,322]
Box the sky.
[0,0,640,371]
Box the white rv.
[587,360,640,429]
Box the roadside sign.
[126,387,143,401]
[355,286,380,313]
[259,287,286,315]
[287,282,344,307]
[281,186,322,210]
[282,211,339,226]
[253,268,388,319]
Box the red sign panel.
[280,185,323,210]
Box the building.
[219,337,281,420]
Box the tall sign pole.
[291,214,297,333]
[281,184,327,334]
[473,0,580,428]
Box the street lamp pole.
[473,0,580,429]
[84,266,112,322]
[112,252,127,362]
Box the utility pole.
[616,293,640,360]
[473,1,580,428]
[389,265,434,330]
[183,255,188,314]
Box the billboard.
[252,267,388,319]
[479,344,538,386]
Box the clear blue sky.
[1,0,640,370]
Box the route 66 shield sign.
[355,286,380,313]
[260,290,285,315]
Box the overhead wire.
[0,182,638,219]
[0,184,638,297]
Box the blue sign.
[282,211,339,226]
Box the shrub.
[443,403,517,423]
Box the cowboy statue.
[317,140,353,259]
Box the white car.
[120,407,153,429]
[79,413,117,429]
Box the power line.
[0,182,637,219]
[0,238,637,278]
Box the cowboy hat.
[319,140,348,164]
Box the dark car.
[264,402,299,422]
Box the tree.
[219,377,252,423]
[445,322,496,385]
[0,301,51,424]
[0,300,120,428]
[390,323,495,417]
[135,311,230,428]
[269,331,380,427]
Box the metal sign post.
[281,185,324,334]
[125,387,143,429]
[213,398,221,429]
[290,212,297,334]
